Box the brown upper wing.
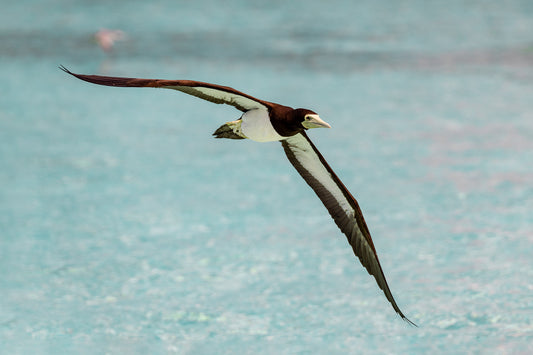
[282,132,415,325]
[60,66,272,112]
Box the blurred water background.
[1,0,532,353]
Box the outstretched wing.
[60,66,271,112]
[281,132,415,325]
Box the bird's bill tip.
[303,114,331,129]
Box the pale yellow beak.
[302,114,331,129]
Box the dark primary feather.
[282,132,416,326]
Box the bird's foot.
[212,120,247,139]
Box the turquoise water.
[1,1,532,353]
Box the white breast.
[240,109,286,142]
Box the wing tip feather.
[400,313,418,327]
[59,64,72,75]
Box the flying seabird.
[61,66,415,325]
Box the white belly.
[240,109,286,142]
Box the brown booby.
[60,66,415,325]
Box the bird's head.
[296,109,331,130]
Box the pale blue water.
[1,1,532,354]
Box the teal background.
[1,1,532,353]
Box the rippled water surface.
[1,1,532,353]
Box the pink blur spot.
[95,29,126,52]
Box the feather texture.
[60,65,270,112]
[282,132,415,325]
